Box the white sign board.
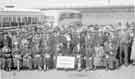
[56,56,75,69]
[0,70,1,79]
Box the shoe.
[132,62,135,65]
[105,68,109,71]
[85,68,89,72]
[124,64,129,67]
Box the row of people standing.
[0,23,135,71]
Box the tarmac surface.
[1,65,135,79]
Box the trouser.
[42,57,47,70]
[43,57,51,70]
[120,43,129,65]
[5,57,12,70]
[49,57,54,69]
[23,57,32,69]
[77,62,81,71]
[76,58,81,71]
[13,58,22,70]
[32,57,42,69]
[52,55,56,69]
[0,57,5,69]
[43,64,48,70]
[104,57,119,69]
[86,57,94,70]
[81,59,86,69]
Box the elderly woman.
[21,38,32,70]
[103,40,119,70]
[2,33,12,71]
[12,36,22,71]
[94,43,104,70]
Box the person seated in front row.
[103,41,119,70]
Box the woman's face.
[3,35,8,40]
[97,43,100,47]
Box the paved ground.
[1,65,135,79]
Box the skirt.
[32,56,42,66]
[23,57,32,68]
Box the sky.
[0,0,134,8]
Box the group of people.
[0,22,135,72]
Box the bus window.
[10,16,13,26]
[24,16,28,25]
[59,13,71,21]
[15,16,19,26]
[20,16,24,26]
[40,16,44,24]
[37,16,40,24]
[0,16,2,27]
[31,16,34,24]
[11,16,17,26]
[3,16,9,27]
[43,16,46,23]
[11,16,14,26]
[42,16,44,24]
[35,17,38,24]
[5,16,10,27]
[70,13,74,18]
[9,16,12,26]
[17,16,21,26]
[30,16,33,24]
[0,16,3,27]
[39,16,43,24]
[37,16,41,24]
[3,16,6,27]
[32,16,35,24]
[73,13,82,18]
[28,16,32,24]
[26,16,29,25]
[22,16,26,25]
[32,17,36,24]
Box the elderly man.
[103,39,119,70]
[119,27,130,66]
[85,31,96,71]
[80,31,87,56]
[130,27,135,65]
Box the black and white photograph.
[0,0,135,79]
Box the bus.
[0,8,45,29]
[42,10,82,28]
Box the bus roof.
[0,8,43,16]
[3,8,41,12]
[42,9,81,14]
